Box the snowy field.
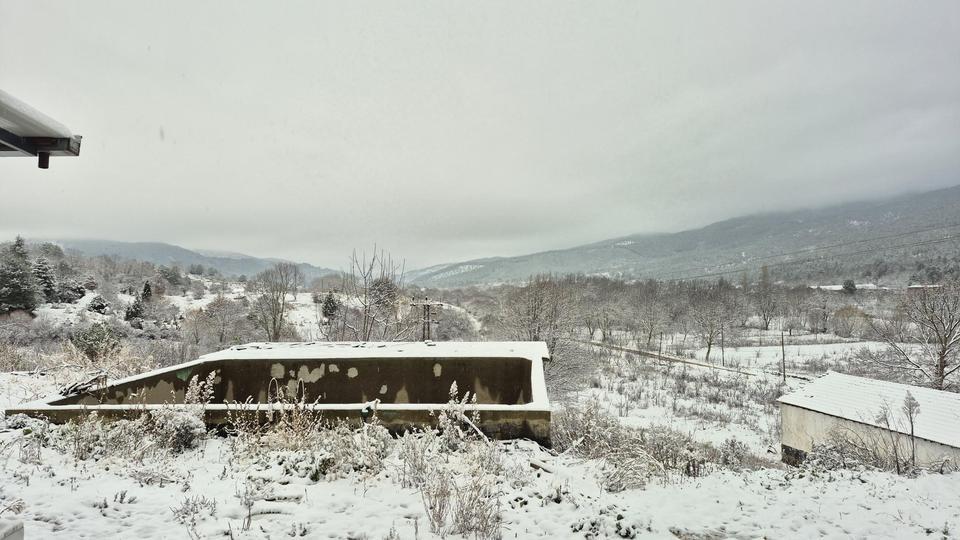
[692,340,893,374]
[2,346,959,539]
[1,411,958,539]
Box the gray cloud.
[1,1,958,268]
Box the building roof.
[0,89,82,168]
[0,89,73,138]
[779,371,960,448]
[200,341,551,361]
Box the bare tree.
[327,248,413,342]
[868,281,960,390]
[630,280,667,349]
[690,282,737,363]
[498,275,581,391]
[250,262,303,341]
[182,307,211,346]
[205,293,248,346]
[753,265,779,330]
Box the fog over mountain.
[409,184,960,287]
[49,239,337,280]
[2,1,958,268]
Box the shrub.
[86,295,110,314]
[145,408,206,453]
[56,279,86,303]
[69,322,121,360]
[553,400,666,490]
[717,437,751,469]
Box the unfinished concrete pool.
[5,341,552,444]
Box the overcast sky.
[1,1,958,269]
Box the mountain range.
[408,184,960,287]
[51,239,338,280]
[46,185,960,288]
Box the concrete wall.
[9,354,551,445]
[48,356,534,407]
[781,403,960,467]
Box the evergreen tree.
[142,281,153,301]
[0,236,39,314]
[125,294,145,321]
[321,292,340,319]
[33,256,58,302]
[842,279,857,295]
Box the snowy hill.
[50,239,338,279]
[410,184,960,287]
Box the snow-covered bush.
[717,437,751,469]
[420,463,453,534]
[799,441,868,476]
[450,464,502,538]
[144,408,206,453]
[86,294,110,314]
[227,383,390,479]
[434,381,483,452]
[0,342,30,371]
[396,429,436,488]
[171,494,217,533]
[570,504,645,539]
[69,322,121,360]
[637,425,694,471]
[553,401,673,489]
[318,419,392,478]
[56,279,86,303]
[0,414,50,465]
[54,407,206,462]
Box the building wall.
[781,403,960,467]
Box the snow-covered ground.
[584,347,791,457]
[693,340,893,373]
[0,407,957,539]
[1,328,957,538]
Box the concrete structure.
[779,372,960,467]
[5,341,552,444]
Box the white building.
[778,372,960,467]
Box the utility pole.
[720,324,725,367]
[658,331,664,366]
[410,297,444,341]
[780,330,786,384]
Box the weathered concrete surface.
[46,356,534,407]
[5,342,553,445]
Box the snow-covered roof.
[779,372,960,448]
[200,341,551,361]
[0,89,73,137]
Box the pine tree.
[33,256,58,302]
[142,281,153,301]
[0,236,39,314]
[322,292,340,320]
[125,294,145,321]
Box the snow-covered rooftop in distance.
[779,371,960,448]
[0,89,73,138]
[200,341,551,361]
